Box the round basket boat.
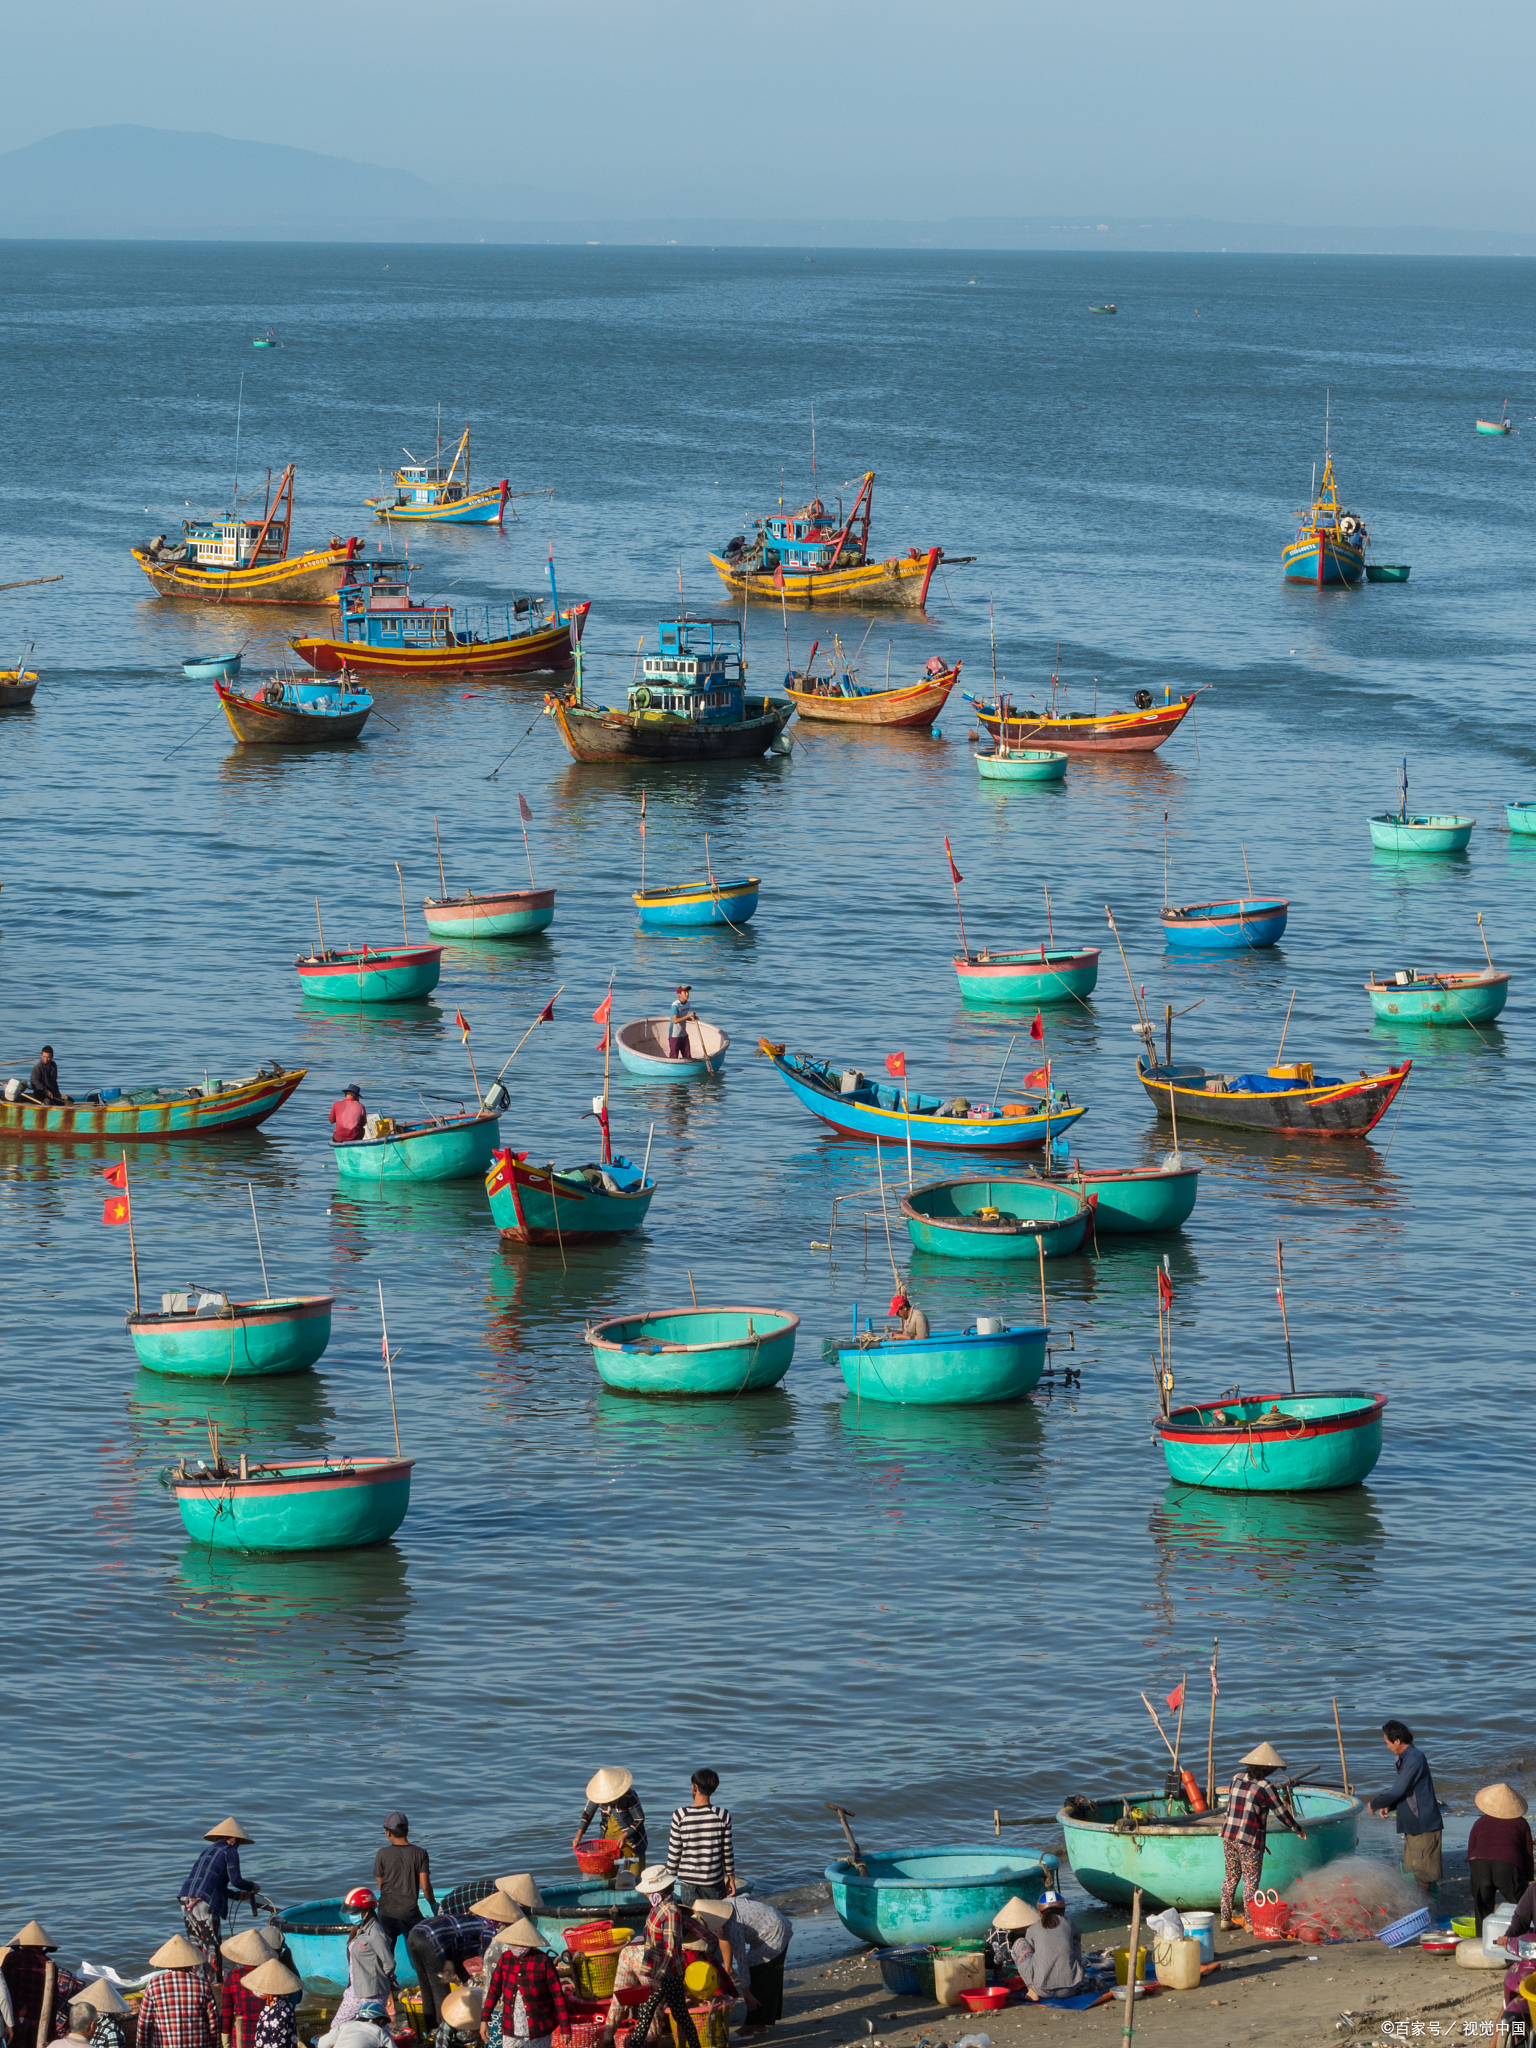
[586,1306,798,1396]
[1060,1789,1362,1911]
[900,1178,1091,1260]
[825,1845,1052,1946]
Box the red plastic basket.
[575,1841,624,1875]
[554,2026,603,2048]
[564,1922,618,1954]
[614,1987,649,2009]
[1247,1891,1292,1938]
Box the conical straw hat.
[204,1817,253,1844]
[1241,1742,1285,1769]
[991,1897,1040,1930]
[586,1768,633,1804]
[10,1922,56,1950]
[222,1930,277,1966]
[151,1936,204,1970]
[78,1984,130,2017]
[497,1874,545,1911]
[1475,1783,1529,1819]
[499,1916,546,1951]
[241,1960,302,1999]
[470,1894,516,1924]
[440,1989,484,2030]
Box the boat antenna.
[988,595,998,694]
[810,400,816,490]
[232,373,245,507]
[434,814,447,902]
[1275,1240,1297,1393]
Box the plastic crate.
[564,1922,618,1953]
[1380,1908,1432,1949]
[876,1946,932,1996]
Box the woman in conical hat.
[480,1918,568,2048]
[575,1767,647,1867]
[1468,1785,1534,1933]
[220,1931,285,2048]
[1,1923,62,2048]
[77,1979,131,2048]
[1218,1743,1307,1931]
[136,1938,219,2048]
[241,1960,301,2048]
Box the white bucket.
[976,1316,1004,1335]
[1183,1912,1216,1965]
[1484,1904,1515,1959]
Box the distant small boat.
[486,1147,657,1245]
[1162,898,1288,950]
[0,667,38,708]
[253,328,279,348]
[168,1453,413,1550]
[1506,801,1536,836]
[1154,1390,1385,1492]
[974,747,1068,782]
[183,652,243,681]
[634,877,759,928]
[334,1108,502,1183]
[1089,304,1118,314]
[838,1320,1049,1405]
[217,674,372,744]
[1364,967,1510,1026]
[422,886,555,940]
[1476,403,1513,436]
[1365,564,1411,583]
[954,945,1100,1006]
[784,655,960,729]
[365,425,511,526]
[616,1015,729,1079]
[295,943,443,1004]
[586,1305,799,1396]
[129,1292,333,1378]
[899,1178,1092,1261]
[1368,812,1474,853]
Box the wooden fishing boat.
[0,669,38,707]
[1138,1053,1409,1137]
[216,674,373,744]
[839,1320,1048,1404]
[1155,1389,1386,1493]
[900,1179,1090,1260]
[253,328,278,348]
[133,467,356,604]
[486,1147,657,1244]
[964,690,1195,754]
[1047,1159,1199,1233]
[291,556,587,680]
[1089,304,1118,314]
[783,658,960,727]
[334,1109,501,1184]
[1365,967,1510,1026]
[764,1043,1086,1150]
[711,471,958,609]
[825,1847,1050,1947]
[422,887,555,940]
[955,944,1100,1007]
[1162,898,1288,949]
[549,619,789,763]
[974,746,1068,781]
[635,877,759,928]
[365,426,510,525]
[1369,811,1474,853]
[616,1016,729,1079]
[129,1292,333,1378]
[0,1060,304,1141]
[1282,446,1368,586]
[1060,1788,1361,1912]
[169,1452,413,1551]
[1476,403,1513,436]
[1365,564,1411,582]
[295,944,442,1004]
[183,652,242,681]
[586,1305,799,1396]
[1506,801,1536,836]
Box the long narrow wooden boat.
[783,662,959,727]
[133,467,356,604]
[334,1109,501,1184]
[1282,448,1367,585]
[216,674,373,744]
[974,747,1068,781]
[1138,1053,1409,1137]
[1154,1390,1386,1492]
[0,1061,304,1141]
[168,1453,413,1550]
[954,944,1100,1006]
[762,1043,1086,1151]
[422,887,555,939]
[1162,898,1288,949]
[964,691,1195,754]
[616,1016,729,1079]
[295,944,442,1004]
[365,427,510,525]
[1369,811,1474,853]
[1046,1159,1199,1233]
[1364,967,1510,1026]
[129,1293,333,1377]
[290,557,587,679]
[549,619,788,763]
[586,1306,799,1395]
[635,877,759,928]
[711,471,956,609]
[900,1179,1091,1260]
[838,1322,1049,1405]
[826,1847,1049,1947]
[0,669,39,708]
[1060,1789,1361,1912]
[486,1147,657,1244]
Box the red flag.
[102,1194,131,1227]
[773,563,785,591]
[596,1028,610,1052]
[944,835,962,885]
[537,998,555,1024]
[517,793,533,823]
[101,1161,127,1189]
[1023,1064,1049,1089]
[1029,1010,1044,1041]
[1157,1267,1173,1310]
[593,991,612,1025]
[381,1330,390,1362]
[1167,1680,1186,1713]
[885,1051,906,1078]
[455,1007,471,1040]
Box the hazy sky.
[10,0,1534,228]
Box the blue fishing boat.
[635,877,760,928]
[586,1306,799,1396]
[761,1043,1085,1151]
[899,1179,1091,1260]
[365,426,511,526]
[1505,801,1536,836]
[826,1847,1052,1947]
[129,1292,333,1378]
[295,943,443,1004]
[183,651,243,681]
[291,557,587,681]
[486,1147,657,1245]
[1162,899,1288,949]
[334,1109,502,1184]
[615,1016,729,1079]
[550,619,790,763]
[1365,967,1509,1026]
[838,1320,1049,1405]
[1282,445,1368,586]
[1154,1390,1386,1493]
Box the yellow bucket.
[683,1962,725,2000]
[1113,1947,1147,1986]
[1519,1973,1536,2029]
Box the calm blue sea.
[2,243,1533,1958]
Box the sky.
[7,0,1535,230]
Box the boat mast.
[232,373,245,508]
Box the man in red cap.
[887,1292,929,1340]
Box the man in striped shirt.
[666,1770,736,1905]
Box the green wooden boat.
[899,1178,1091,1260]
[295,943,443,1003]
[1505,801,1536,836]
[1365,564,1410,583]
[1061,1158,1200,1233]
[1060,1788,1362,1911]
[169,1453,413,1550]
[1368,812,1474,853]
[1155,1389,1385,1492]
[838,1321,1048,1405]
[333,1109,501,1183]
[128,1292,333,1377]
[954,944,1100,1006]
[586,1306,799,1396]
[826,1846,1052,1946]
[973,747,1068,782]
[1365,967,1510,1026]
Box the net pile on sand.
[1280,1856,1427,1943]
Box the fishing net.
[1279,1856,1427,1943]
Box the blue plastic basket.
[876,1946,932,1996]
[1379,1907,1432,1948]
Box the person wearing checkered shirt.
[1219,1742,1306,1929]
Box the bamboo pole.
[1275,989,1298,1065]
[1171,1673,1188,1774]
[1205,1637,1219,1807]
[248,1184,270,1299]
[947,840,970,958]
[123,1151,140,1315]
[1140,1693,1177,1758]
[1037,1231,1048,1327]
[1122,1889,1143,2045]
[1105,906,1150,1029]
[314,897,326,955]
[1044,883,1055,945]
[1276,1240,1297,1392]
[1332,1696,1351,1793]
[1242,844,1254,897]
[395,862,409,943]
[434,815,448,902]
[493,985,565,1086]
[377,1280,402,1457]
[1478,912,1494,969]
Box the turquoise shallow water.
[1,244,1533,1955]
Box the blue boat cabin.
[635,617,748,719]
[336,559,549,649]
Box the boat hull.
[129,1295,333,1378]
[486,1148,657,1244]
[838,1325,1048,1404]
[1505,802,1536,836]
[366,482,509,525]
[900,1180,1090,1261]
[0,677,40,707]
[296,947,443,1003]
[1162,900,1288,949]
[766,1049,1085,1151]
[1281,533,1366,585]
[635,880,759,928]
[587,1306,799,1396]
[291,605,586,679]
[132,545,353,605]
[1476,421,1512,436]
[954,946,1100,1005]
[968,695,1194,754]
[334,1113,501,1184]
[172,1457,413,1551]
[1369,813,1475,853]
[710,548,941,609]
[421,889,556,939]
[1365,564,1411,582]
[825,1847,1048,1947]
[974,749,1068,781]
[1060,1790,1361,1913]
[278,1900,421,1990]
[1072,1164,1199,1233]
[1155,1390,1386,1493]
[1365,972,1509,1025]
[615,1017,729,1079]
[784,668,958,727]
[1138,1056,1408,1138]
[551,700,787,762]
[216,681,371,744]
[0,1065,304,1141]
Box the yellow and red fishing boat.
[132,466,357,604]
[291,556,588,681]
[365,424,511,526]
[784,644,960,728]
[710,471,961,609]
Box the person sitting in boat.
[1219,1742,1306,1930]
[329,1085,366,1145]
[668,986,695,1061]
[886,1290,929,1340]
[28,1044,68,1104]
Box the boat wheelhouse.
[364,426,511,526]
[290,557,586,679]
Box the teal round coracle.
[826,1844,1051,1945]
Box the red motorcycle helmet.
[344,1887,377,1914]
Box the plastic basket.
[564,1922,618,1953]
[576,1842,624,1876]
[876,1946,931,1996]
[554,2025,603,2048]
[1380,1908,1433,1949]
[1247,1892,1292,1939]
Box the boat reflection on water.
[131,1364,336,1447]
[590,1384,795,1457]
[171,1537,411,1651]
[331,1176,493,1244]
[1150,1482,1385,1609]
[482,1238,653,1364]
[833,1383,1048,1458]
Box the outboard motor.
[1133,688,1154,709]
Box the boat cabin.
[182,514,288,568]
[635,616,747,719]
[731,470,877,574]
[336,557,549,649]
[383,426,477,508]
